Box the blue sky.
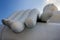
[0,0,46,24]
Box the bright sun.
[46,0,52,3]
[47,0,50,1]
[46,0,60,10]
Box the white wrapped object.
[25,9,40,28]
[18,9,31,23]
[2,10,25,33]
[2,19,24,33]
[40,4,58,21]
[8,10,24,20]
[11,9,31,23]
[2,9,31,33]
[13,10,25,20]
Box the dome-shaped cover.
[40,4,58,21]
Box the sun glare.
[46,0,60,10]
[47,0,49,1]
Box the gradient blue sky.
[0,0,46,24]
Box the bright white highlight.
[45,0,60,10]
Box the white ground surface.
[1,23,60,40]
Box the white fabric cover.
[25,9,40,28]
[40,4,58,21]
[2,9,31,33]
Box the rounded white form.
[25,18,36,28]
[10,21,24,32]
[2,9,31,32]
[25,9,40,28]
[2,19,24,33]
[40,4,58,21]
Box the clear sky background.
[0,0,60,24]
